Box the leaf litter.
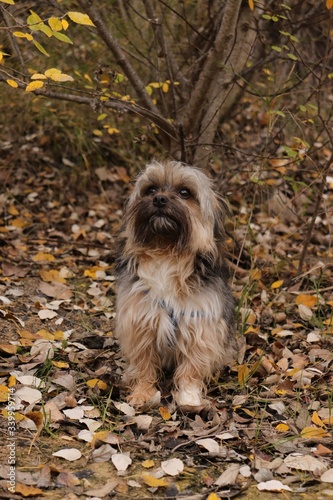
[0,155,332,499]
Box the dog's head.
[123,160,226,256]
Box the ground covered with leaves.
[0,138,332,499]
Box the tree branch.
[0,71,177,142]
[76,0,162,118]
[182,0,243,132]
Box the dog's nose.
[153,194,168,207]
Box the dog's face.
[123,160,225,255]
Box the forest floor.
[0,127,332,499]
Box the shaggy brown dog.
[116,160,235,409]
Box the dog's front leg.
[123,340,161,408]
[173,358,207,409]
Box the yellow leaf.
[145,85,153,96]
[0,344,17,354]
[33,40,49,57]
[62,19,69,30]
[327,0,333,9]
[40,269,66,283]
[86,378,107,390]
[52,360,69,369]
[207,494,222,500]
[53,330,64,340]
[8,375,16,387]
[2,409,25,421]
[0,0,15,4]
[248,0,254,10]
[301,426,331,439]
[238,364,250,387]
[0,385,9,403]
[142,460,155,468]
[13,31,33,41]
[10,217,29,228]
[6,79,18,88]
[48,16,63,31]
[271,280,284,289]
[159,406,172,421]
[67,11,95,26]
[36,329,55,340]
[107,127,120,135]
[142,474,169,488]
[312,411,325,427]
[296,294,317,308]
[32,252,55,262]
[93,129,103,136]
[25,80,44,92]
[31,73,47,80]
[148,82,161,89]
[45,68,74,82]
[276,423,289,432]
[250,268,262,280]
[162,82,169,93]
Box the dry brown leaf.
[14,483,43,497]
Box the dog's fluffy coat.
[116,160,235,408]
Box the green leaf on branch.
[67,11,95,27]
[52,31,73,44]
[27,11,43,26]
[33,40,50,57]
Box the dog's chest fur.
[137,255,186,299]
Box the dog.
[115,159,235,409]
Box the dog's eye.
[145,186,158,196]
[179,188,191,199]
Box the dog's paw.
[127,386,161,409]
[174,384,207,410]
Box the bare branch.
[76,0,162,118]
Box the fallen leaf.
[52,448,82,461]
[215,463,240,486]
[284,453,327,473]
[298,304,313,320]
[38,281,72,299]
[257,480,292,492]
[296,294,318,308]
[321,469,333,483]
[276,423,289,432]
[312,411,325,427]
[142,460,155,468]
[112,453,132,472]
[301,427,331,439]
[14,483,43,497]
[161,458,184,476]
[142,474,169,488]
[159,406,172,420]
[197,438,220,454]
[85,479,119,497]
[38,309,58,320]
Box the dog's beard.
[149,213,179,236]
[129,200,191,250]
